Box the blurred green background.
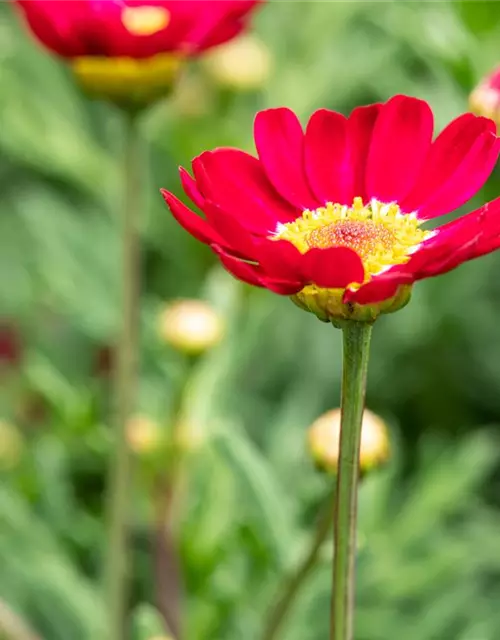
[3,1,500,639]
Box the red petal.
[15,0,87,57]
[192,149,296,234]
[304,110,353,205]
[344,279,403,305]
[203,201,256,259]
[161,189,221,246]
[260,277,304,295]
[212,245,264,287]
[179,167,205,210]
[418,133,500,219]
[302,247,365,289]
[348,104,382,203]
[366,95,434,203]
[214,242,303,295]
[402,113,499,218]
[254,108,318,209]
[254,239,304,281]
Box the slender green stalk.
[105,111,142,640]
[330,321,373,640]
[261,490,335,640]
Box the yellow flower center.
[122,6,170,36]
[273,197,430,280]
[72,52,183,107]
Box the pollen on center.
[122,6,170,36]
[306,219,396,262]
[272,197,430,279]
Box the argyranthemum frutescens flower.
[162,95,500,323]
[14,0,262,107]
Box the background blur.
[3,1,500,639]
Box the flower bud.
[202,34,272,92]
[0,420,24,470]
[158,300,224,355]
[308,408,390,475]
[469,67,500,129]
[126,415,161,454]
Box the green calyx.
[291,284,412,325]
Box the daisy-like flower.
[162,95,500,322]
[14,0,261,106]
[470,66,500,131]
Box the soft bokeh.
[2,2,500,639]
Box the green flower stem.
[260,490,335,640]
[330,321,373,640]
[105,110,142,640]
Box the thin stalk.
[105,111,142,640]
[330,321,373,640]
[261,490,335,640]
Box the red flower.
[15,0,261,58]
[161,95,500,322]
[14,0,261,105]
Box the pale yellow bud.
[308,408,390,475]
[158,300,224,355]
[202,34,272,91]
[0,419,23,470]
[126,415,160,454]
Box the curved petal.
[254,239,304,282]
[181,0,258,52]
[203,202,256,259]
[193,149,297,234]
[402,113,499,218]
[254,108,318,209]
[212,245,264,287]
[348,103,382,203]
[260,277,303,295]
[415,132,500,219]
[433,197,500,262]
[179,167,205,210]
[366,95,434,203]
[15,0,86,57]
[302,247,365,288]
[161,189,221,246]
[344,278,403,305]
[304,109,352,205]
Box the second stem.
[330,320,373,640]
[105,110,142,640]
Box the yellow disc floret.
[272,197,430,280]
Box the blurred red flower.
[14,0,262,105]
[162,95,500,321]
[15,0,261,58]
